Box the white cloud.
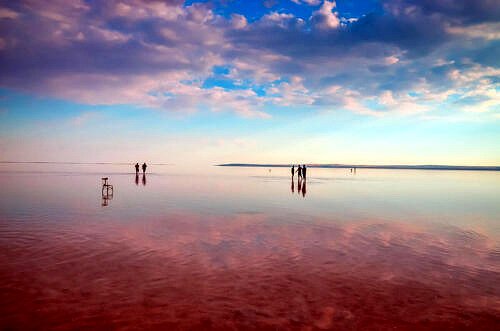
[262,12,296,27]
[311,1,340,29]
[446,23,500,41]
[384,56,400,65]
[291,0,322,5]
[379,91,397,106]
[231,14,247,29]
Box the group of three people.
[291,164,307,179]
[135,162,147,174]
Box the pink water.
[1,165,499,330]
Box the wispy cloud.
[70,111,102,126]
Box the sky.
[0,0,499,166]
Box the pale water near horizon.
[1,165,499,330]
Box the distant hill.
[218,163,500,171]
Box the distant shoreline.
[218,163,500,171]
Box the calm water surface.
[1,165,499,330]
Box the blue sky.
[0,0,499,165]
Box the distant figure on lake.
[135,163,140,174]
[142,162,147,174]
[302,164,307,179]
[291,165,295,178]
[297,165,302,178]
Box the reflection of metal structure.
[101,177,114,206]
[101,192,113,206]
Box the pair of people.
[291,164,307,179]
[135,162,147,174]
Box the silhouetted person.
[302,164,307,179]
[291,165,295,178]
[142,162,147,174]
[142,173,146,186]
[302,178,306,197]
[135,163,140,174]
[291,178,294,193]
[297,165,302,178]
[135,173,139,186]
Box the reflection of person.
[291,178,294,193]
[142,162,147,174]
[302,164,307,179]
[142,173,146,186]
[135,173,139,186]
[291,165,295,178]
[302,178,306,197]
[135,163,139,174]
[297,176,302,193]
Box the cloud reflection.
[1,211,498,330]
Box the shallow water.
[1,165,499,330]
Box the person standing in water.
[142,162,147,174]
[302,164,307,179]
[291,165,295,178]
[135,163,140,174]
[297,165,302,178]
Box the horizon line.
[0,161,171,166]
